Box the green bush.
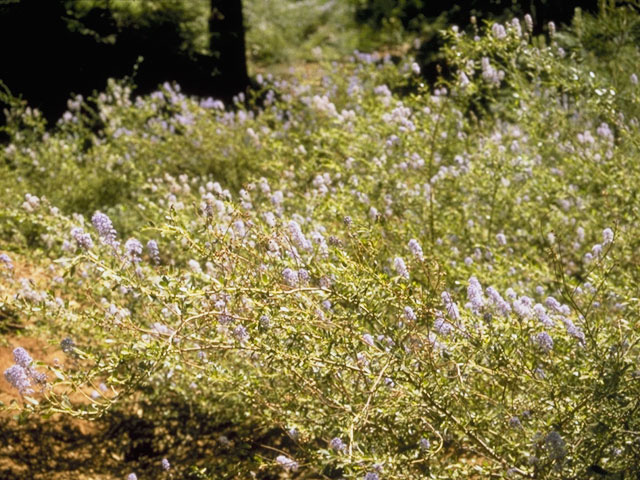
[66,0,211,54]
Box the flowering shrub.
[3,10,640,479]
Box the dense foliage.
[3,6,640,479]
[66,0,211,55]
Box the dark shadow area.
[0,0,250,129]
[0,394,300,479]
[0,304,24,335]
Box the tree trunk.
[209,0,249,98]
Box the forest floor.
[0,255,297,480]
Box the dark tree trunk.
[209,0,249,98]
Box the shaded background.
[0,0,600,126]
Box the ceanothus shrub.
[3,14,640,479]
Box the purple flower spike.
[13,347,32,367]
